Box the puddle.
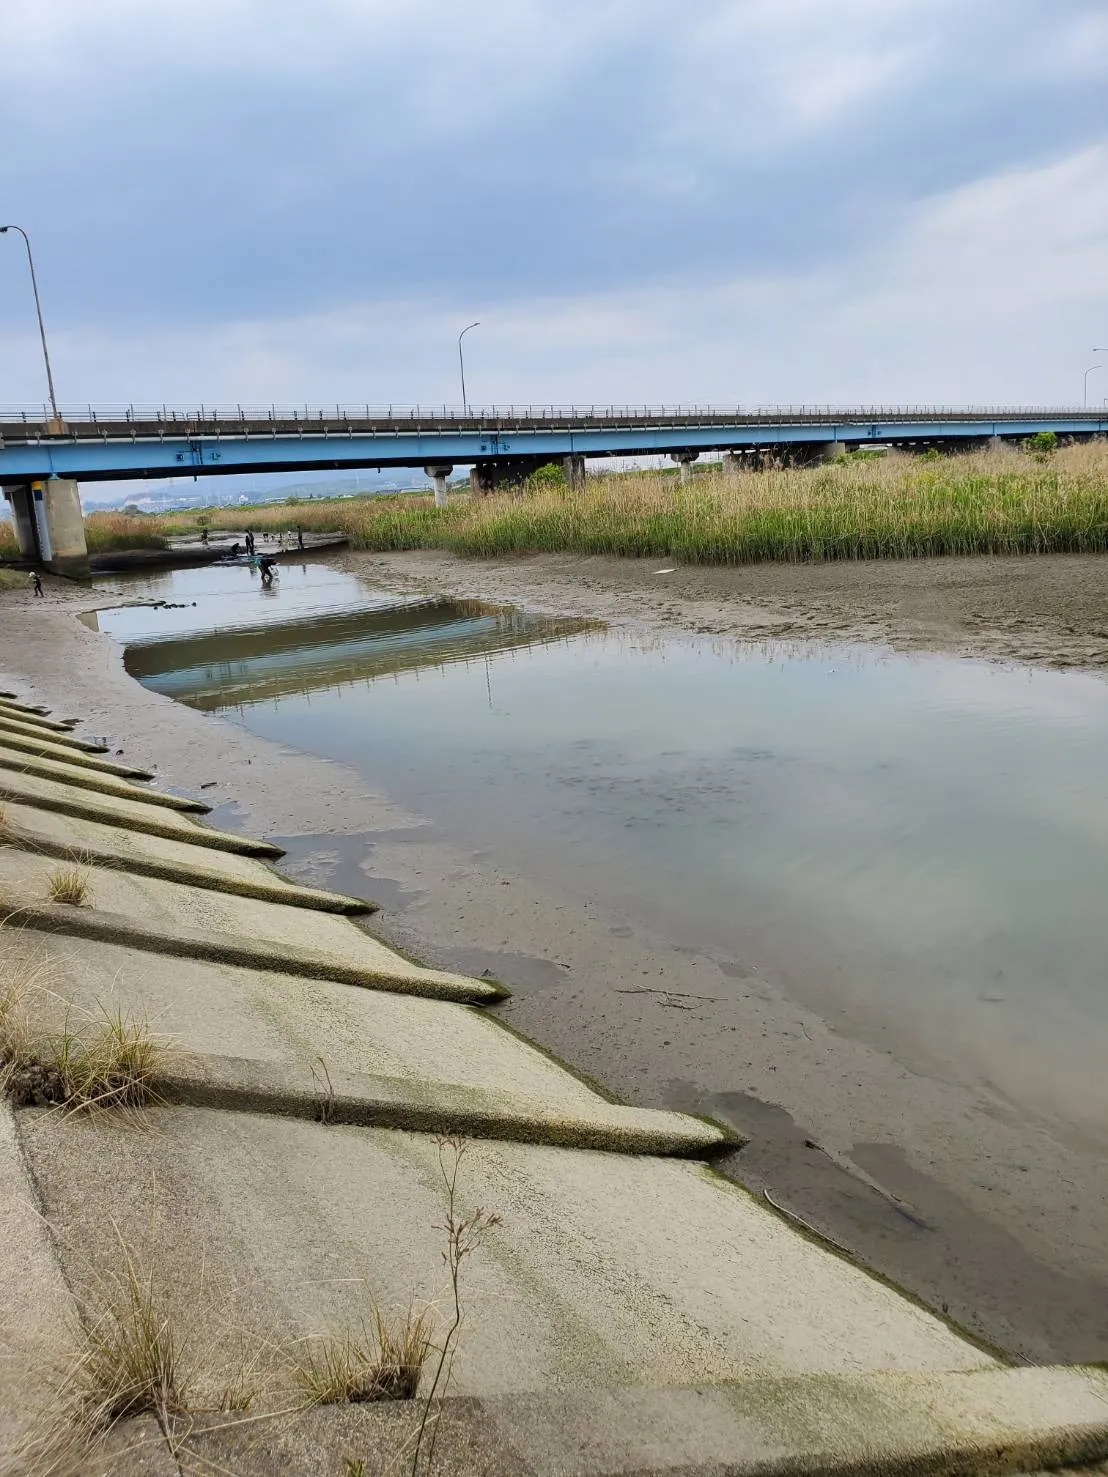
[93,559,1108,1144]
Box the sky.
[1,0,1107,437]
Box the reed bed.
[82,513,166,554]
[153,442,1108,566]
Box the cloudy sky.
[1,0,1106,418]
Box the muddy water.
[90,561,1108,1151]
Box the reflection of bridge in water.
[115,599,597,711]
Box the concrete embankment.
[1,691,1107,1475]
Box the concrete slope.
[0,713,107,753]
[175,1369,1108,1477]
[19,1106,995,1403]
[0,728,153,779]
[0,766,282,855]
[0,849,506,1001]
[0,742,206,812]
[0,798,371,913]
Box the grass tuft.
[51,1007,165,1116]
[293,1305,434,1407]
[47,864,92,907]
[70,1244,186,1431]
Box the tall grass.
[83,513,166,554]
[150,442,1108,566]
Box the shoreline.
[4,550,1108,1364]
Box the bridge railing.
[0,403,1105,429]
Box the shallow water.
[93,561,1108,1139]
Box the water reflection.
[91,560,1108,1141]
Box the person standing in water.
[258,554,278,587]
[297,525,305,551]
[245,530,255,557]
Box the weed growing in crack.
[293,1304,434,1407]
[50,1006,165,1116]
[47,865,91,907]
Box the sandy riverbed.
[4,549,1108,1365]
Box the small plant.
[71,1245,186,1432]
[47,864,91,907]
[293,1304,433,1408]
[51,1006,165,1116]
[409,1138,501,1476]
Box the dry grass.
[293,1305,434,1407]
[82,513,166,554]
[47,864,91,907]
[69,1243,186,1432]
[51,1006,165,1115]
[153,440,1108,566]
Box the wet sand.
[5,550,1108,1365]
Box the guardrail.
[0,403,1106,427]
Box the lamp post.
[458,321,480,413]
[1084,364,1103,408]
[0,225,60,423]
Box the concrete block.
[0,1102,78,1469]
[0,799,370,913]
[0,700,78,734]
[0,713,107,753]
[0,767,281,856]
[0,728,154,779]
[20,1108,993,1408]
[0,743,206,813]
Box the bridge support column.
[3,478,88,575]
[563,454,586,491]
[424,464,453,509]
[670,450,699,484]
[471,457,549,495]
[812,441,846,464]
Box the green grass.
[150,442,1108,566]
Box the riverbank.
[4,552,1108,1369]
[154,441,1108,565]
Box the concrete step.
[18,1106,995,1415]
[0,712,106,752]
[0,698,79,733]
[0,740,207,813]
[0,799,371,913]
[169,1368,1108,1477]
[0,766,282,856]
[0,726,154,779]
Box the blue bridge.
[2,402,1105,572]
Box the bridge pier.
[424,464,453,508]
[670,450,699,484]
[563,454,586,491]
[2,478,88,575]
[470,456,549,496]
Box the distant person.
[29,571,43,597]
[297,525,305,551]
[258,554,278,587]
[244,530,255,556]
[199,527,209,545]
[229,542,243,558]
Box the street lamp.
[458,321,480,413]
[0,225,60,423]
[1084,364,1103,407]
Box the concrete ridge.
[5,899,509,1002]
[0,697,53,717]
[0,745,208,814]
[155,1051,739,1157]
[0,713,107,753]
[0,700,77,733]
[0,727,154,779]
[0,773,283,857]
[0,817,374,914]
[147,1367,1108,1476]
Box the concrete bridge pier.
[2,478,88,576]
[563,454,586,491]
[471,456,549,496]
[424,464,453,508]
[670,450,699,483]
[813,440,846,464]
